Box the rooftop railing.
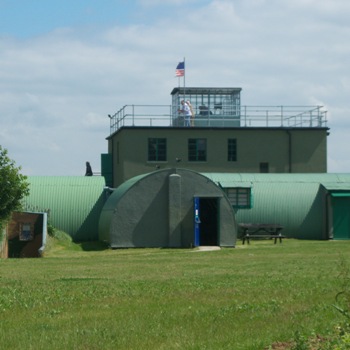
[108,104,327,135]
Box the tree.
[0,146,30,224]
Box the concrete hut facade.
[98,168,238,248]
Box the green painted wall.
[108,127,328,187]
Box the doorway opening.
[197,197,219,246]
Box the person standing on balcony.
[178,100,191,127]
[187,100,195,127]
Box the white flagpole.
[183,57,186,102]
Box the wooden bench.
[239,223,285,245]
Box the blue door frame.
[194,197,201,246]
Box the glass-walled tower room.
[171,87,241,127]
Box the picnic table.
[239,223,285,245]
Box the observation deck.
[108,104,327,135]
[108,87,327,135]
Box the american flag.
[175,61,185,77]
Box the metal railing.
[109,104,327,135]
[109,105,173,134]
[241,106,327,128]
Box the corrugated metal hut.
[21,172,350,245]
[98,168,237,248]
[203,173,350,240]
[22,176,106,241]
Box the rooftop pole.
[183,57,186,102]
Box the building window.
[260,162,269,173]
[19,223,33,241]
[148,138,167,161]
[188,138,207,161]
[225,188,251,208]
[228,139,237,161]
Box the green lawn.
[1,238,350,349]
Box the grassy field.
[1,238,350,349]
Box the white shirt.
[182,103,192,116]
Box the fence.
[109,104,327,134]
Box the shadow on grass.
[78,241,110,251]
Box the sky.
[0,0,349,176]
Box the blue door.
[194,197,201,246]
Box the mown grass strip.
[0,239,349,349]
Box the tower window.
[228,139,237,161]
[148,138,167,161]
[260,162,269,173]
[188,139,207,161]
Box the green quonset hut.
[98,168,238,248]
[203,173,350,240]
[22,176,106,241]
[20,172,350,245]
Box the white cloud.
[0,0,350,175]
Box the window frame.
[188,138,207,162]
[227,138,237,162]
[224,187,252,208]
[148,138,167,162]
[260,162,269,173]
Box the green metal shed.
[203,173,350,240]
[22,176,106,241]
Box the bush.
[0,146,29,222]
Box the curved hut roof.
[99,168,237,248]
[22,176,106,241]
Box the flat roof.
[171,87,242,95]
